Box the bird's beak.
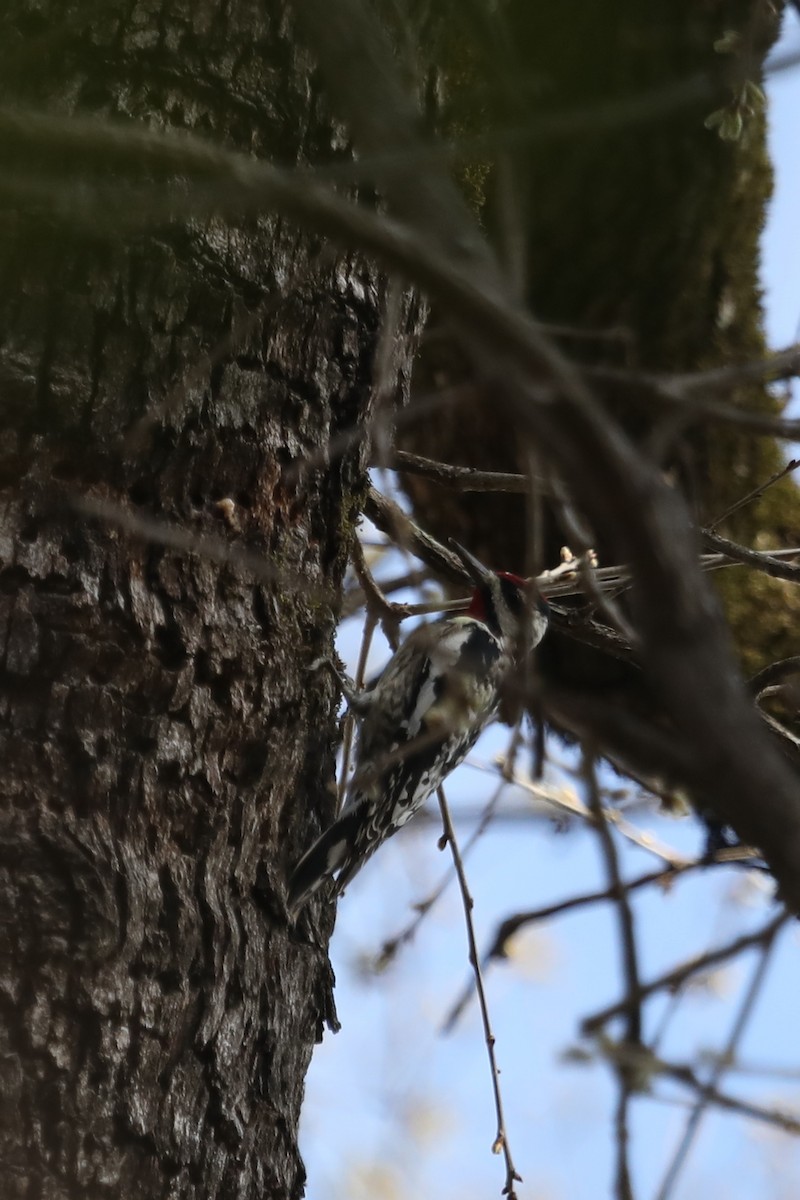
[449,540,493,586]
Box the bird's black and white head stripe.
[452,542,549,649]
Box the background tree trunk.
[402,0,800,681]
[0,3,422,1196]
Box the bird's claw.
[309,654,370,716]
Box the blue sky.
[299,13,800,1199]
[763,10,800,351]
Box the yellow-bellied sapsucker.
[288,542,549,913]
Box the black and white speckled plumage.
[288,548,549,913]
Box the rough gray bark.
[0,3,422,1197]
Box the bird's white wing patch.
[404,622,476,737]
[405,674,438,738]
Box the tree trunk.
[0,4,421,1196]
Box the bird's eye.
[499,576,527,614]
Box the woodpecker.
[288,542,549,913]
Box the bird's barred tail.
[287,807,363,915]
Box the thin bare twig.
[364,487,470,585]
[351,536,403,647]
[341,567,431,618]
[507,765,689,865]
[584,751,641,1199]
[614,1084,635,1200]
[654,914,788,1200]
[653,1055,800,1136]
[584,752,642,1046]
[581,910,787,1035]
[748,655,800,758]
[585,350,800,442]
[366,485,800,604]
[375,715,534,968]
[586,1039,800,1136]
[282,382,463,487]
[366,487,800,618]
[708,458,800,531]
[391,450,532,493]
[375,768,511,970]
[482,848,755,959]
[701,529,800,584]
[440,785,715,1034]
[435,787,522,1200]
[749,656,800,696]
[670,343,800,394]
